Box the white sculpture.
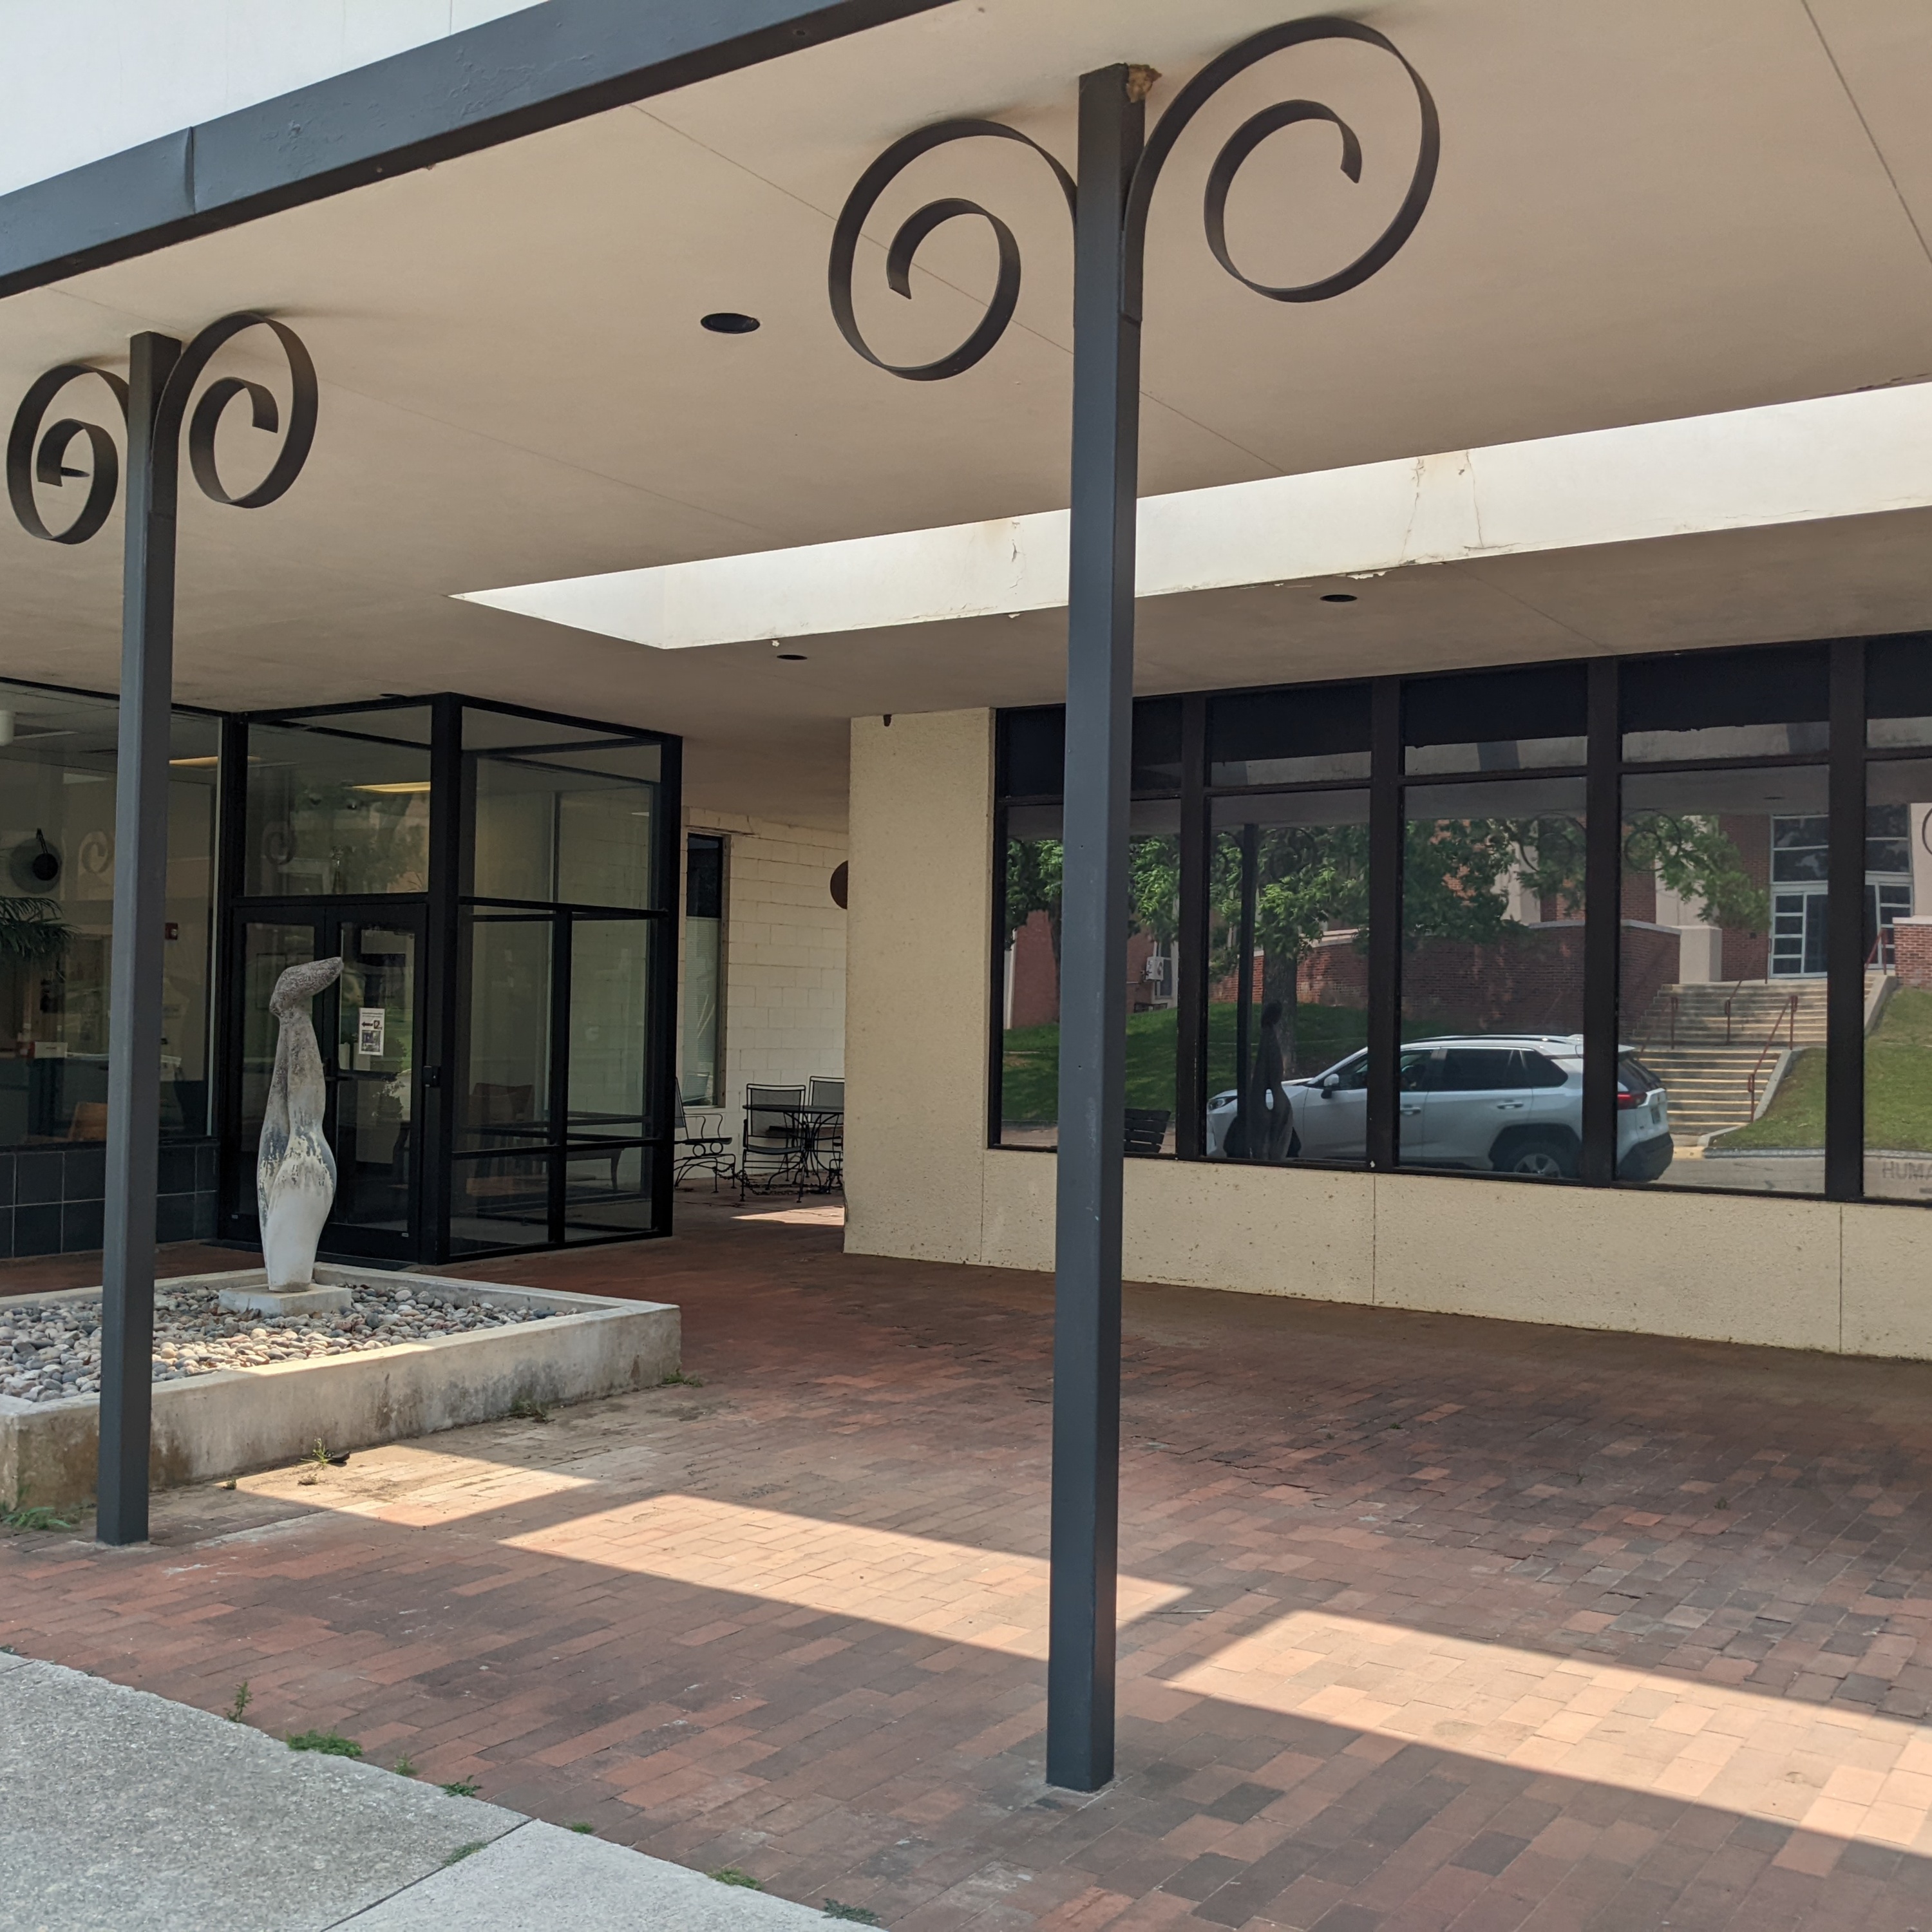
[258,956,344,1292]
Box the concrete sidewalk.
[0,1651,835,1931]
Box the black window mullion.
[1582,658,1620,1186]
[1367,679,1402,1171]
[1175,695,1207,1159]
[547,909,573,1244]
[1826,638,1866,1201]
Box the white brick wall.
[679,813,847,1148]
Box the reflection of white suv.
[1206,1036,1672,1182]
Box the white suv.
[1205,1035,1672,1181]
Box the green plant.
[441,1777,480,1798]
[507,1395,551,1423]
[661,1369,706,1387]
[568,1822,596,1835]
[393,1756,417,1778]
[710,1868,761,1889]
[0,1643,19,1656]
[0,897,71,969]
[822,1903,882,1924]
[287,1730,363,1758]
[444,1842,488,1866]
[224,1683,251,1724]
[1,1501,79,1533]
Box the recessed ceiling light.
[701,312,760,334]
[1321,592,1358,603]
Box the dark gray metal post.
[1581,658,1621,1186]
[1047,62,1144,1797]
[1826,638,1866,1200]
[96,330,182,1547]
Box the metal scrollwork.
[7,310,318,543]
[829,14,1439,376]
[6,365,129,544]
[828,120,1076,381]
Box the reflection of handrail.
[1747,994,1801,1113]
[1868,927,1897,972]
[1719,976,1752,1045]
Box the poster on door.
[357,1007,386,1059]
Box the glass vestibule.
[222,696,678,1264]
[0,679,218,1151]
[988,631,1932,1209]
[231,907,424,1260]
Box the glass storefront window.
[469,734,661,909]
[1205,791,1369,1164]
[1866,757,1932,1200]
[245,710,433,896]
[1209,684,1370,788]
[1623,766,1826,1193]
[0,682,216,1147]
[997,802,1180,1152]
[1398,776,1587,1175]
[1403,663,1586,776]
[1622,644,1828,764]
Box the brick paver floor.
[9,1192,1932,1929]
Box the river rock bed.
[0,1282,555,1404]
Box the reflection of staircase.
[1635,981,1828,1142]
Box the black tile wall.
[0,1138,217,1260]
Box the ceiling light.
[169,755,220,767]
[701,312,760,335]
[353,781,433,794]
[1321,592,1358,603]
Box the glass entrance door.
[227,905,426,1262]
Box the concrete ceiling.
[2,0,1931,828]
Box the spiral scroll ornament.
[828,14,1438,379]
[7,311,317,544]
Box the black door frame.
[217,895,431,1264]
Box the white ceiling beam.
[457,379,1932,650]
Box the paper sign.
[356,1008,386,1057]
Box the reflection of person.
[1242,999,1298,1164]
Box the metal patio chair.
[739,1084,806,1199]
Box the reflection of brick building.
[1005,914,1169,1028]
[1717,814,1770,980]
[1007,912,1058,1028]
[1895,917,1932,989]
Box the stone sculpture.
[258,956,344,1293]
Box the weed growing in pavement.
[568,1823,595,1835]
[296,1439,349,1486]
[287,1730,363,1758]
[507,1395,551,1423]
[2,1496,79,1532]
[441,1777,480,1797]
[443,1842,488,1866]
[219,1479,238,1491]
[822,1903,882,1924]
[661,1368,706,1387]
[710,1868,761,1888]
[224,1683,252,1724]
[393,1756,417,1778]
[0,1644,19,1656]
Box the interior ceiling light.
[168,755,221,767]
[701,312,760,335]
[352,781,433,794]
[1321,592,1358,603]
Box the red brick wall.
[1719,814,1770,981]
[1007,913,1058,1029]
[1402,923,1586,1035]
[1898,922,1932,990]
[1619,926,1681,1037]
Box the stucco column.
[844,710,994,1262]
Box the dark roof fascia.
[0,0,951,302]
